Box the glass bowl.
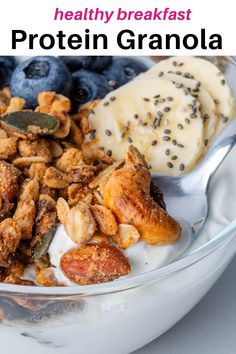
[1,56,236,354]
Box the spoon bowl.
[152,118,236,234]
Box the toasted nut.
[14,199,36,240]
[56,197,69,225]
[37,91,56,113]
[89,160,125,194]
[68,165,95,184]
[0,129,8,139]
[37,92,71,114]
[56,148,83,173]
[57,198,96,243]
[39,184,57,200]
[70,119,83,146]
[19,178,39,201]
[91,204,118,236]
[51,94,71,113]
[0,219,21,265]
[113,224,140,249]
[92,233,110,244]
[60,243,131,285]
[44,167,69,189]
[0,161,20,202]
[48,140,63,158]
[95,149,114,165]
[6,97,25,113]
[68,184,93,206]
[36,194,57,222]
[80,117,90,135]
[29,162,47,182]
[18,139,52,162]
[6,261,24,278]
[3,275,35,286]
[0,137,17,160]
[13,156,48,168]
[93,190,104,205]
[126,145,148,168]
[71,100,100,121]
[53,112,71,139]
[36,267,63,287]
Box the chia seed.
[105,129,112,136]
[151,140,157,146]
[165,148,170,156]
[163,106,171,112]
[172,139,177,146]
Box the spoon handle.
[186,119,236,192]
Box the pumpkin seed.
[1,111,60,135]
[32,226,58,260]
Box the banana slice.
[88,78,204,175]
[138,72,218,144]
[143,56,235,137]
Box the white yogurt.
[48,146,236,286]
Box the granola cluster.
[0,89,142,286]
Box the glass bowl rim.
[0,56,236,297]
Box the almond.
[60,243,131,285]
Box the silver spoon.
[152,119,236,235]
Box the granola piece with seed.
[32,194,58,260]
[56,148,84,173]
[28,163,47,183]
[18,139,52,163]
[3,275,35,286]
[5,97,25,113]
[0,137,17,160]
[113,224,140,249]
[57,198,96,243]
[19,178,39,201]
[91,204,118,236]
[0,219,21,266]
[44,167,69,189]
[48,140,63,158]
[13,156,48,168]
[68,165,95,184]
[68,184,93,206]
[36,267,63,287]
[14,199,36,240]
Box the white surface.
[135,254,236,354]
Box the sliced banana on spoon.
[88,57,235,176]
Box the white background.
[1,0,235,55]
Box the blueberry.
[0,56,15,89]
[71,69,110,112]
[103,58,149,89]
[10,56,73,108]
[61,56,112,73]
